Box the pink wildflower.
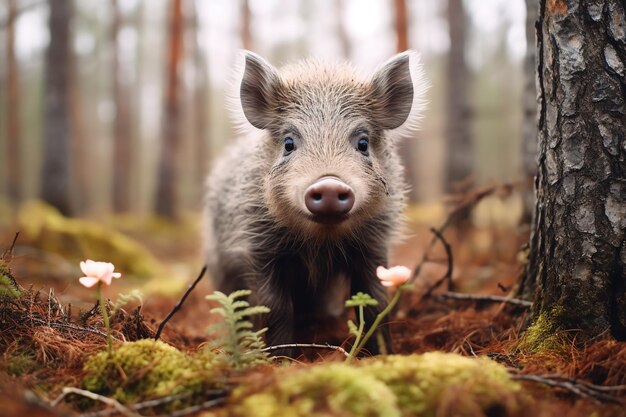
[376,265,411,287]
[79,260,121,288]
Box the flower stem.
[346,305,365,363]
[96,282,113,355]
[353,288,403,358]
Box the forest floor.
[1,193,626,417]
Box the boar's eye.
[357,136,369,154]
[284,136,296,154]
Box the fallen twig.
[533,374,626,393]
[153,397,227,417]
[27,316,116,340]
[261,343,350,358]
[511,374,625,404]
[77,390,228,417]
[51,387,143,417]
[155,266,207,340]
[423,228,455,296]
[156,397,226,417]
[433,292,532,308]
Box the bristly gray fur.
[204,50,428,356]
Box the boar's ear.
[370,51,428,132]
[239,51,280,130]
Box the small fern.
[206,290,270,370]
[0,273,20,299]
[111,289,143,316]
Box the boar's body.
[204,51,427,355]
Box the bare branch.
[409,182,519,285]
[153,397,226,417]
[434,292,532,308]
[511,374,625,404]
[261,343,349,358]
[155,266,207,340]
[77,390,227,417]
[51,387,143,417]
[423,227,455,296]
[28,317,116,340]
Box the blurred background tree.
[0,0,529,221]
[445,0,472,194]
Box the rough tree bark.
[521,0,539,225]
[41,0,73,216]
[393,0,419,202]
[523,0,626,341]
[445,0,473,192]
[5,0,21,206]
[155,0,184,218]
[111,0,133,212]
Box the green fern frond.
[206,289,270,370]
[235,321,254,331]
[111,289,143,315]
[0,274,20,299]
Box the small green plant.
[345,292,379,363]
[206,290,270,370]
[345,266,412,362]
[0,273,20,299]
[111,289,143,316]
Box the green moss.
[232,353,522,417]
[82,340,220,407]
[18,201,162,279]
[518,307,569,354]
[363,353,521,417]
[235,363,399,417]
[6,353,40,376]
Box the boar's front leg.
[256,264,296,358]
[349,254,392,356]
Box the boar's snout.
[304,176,355,223]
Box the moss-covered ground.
[1,202,625,417]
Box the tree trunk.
[517,0,540,300]
[520,0,539,225]
[241,0,252,50]
[445,0,473,192]
[191,0,210,197]
[5,0,21,207]
[524,0,626,341]
[132,1,144,212]
[393,0,419,202]
[41,0,73,216]
[155,0,184,218]
[68,24,89,215]
[111,0,133,212]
